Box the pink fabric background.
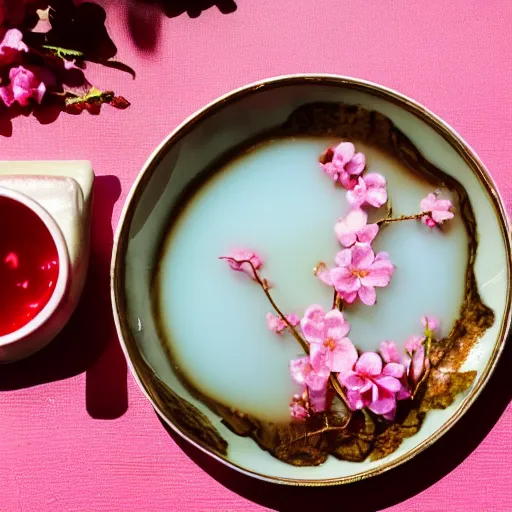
[1,1,511,510]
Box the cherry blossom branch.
[230,259,352,410]
[377,211,428,226]
[234,259,309,352]
[0,17,131,114]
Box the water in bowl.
[155,137,468,422]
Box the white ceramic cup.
[0,186,70,362]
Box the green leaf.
[42,45,84,59]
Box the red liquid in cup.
[0,196,60,337]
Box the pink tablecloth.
[1,1,511,510]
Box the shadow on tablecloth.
[160,337,511,511]
[115,0,238,52]
[0,175,129,420]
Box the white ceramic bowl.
[112,75,511,485]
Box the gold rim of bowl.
[111,74,512,486]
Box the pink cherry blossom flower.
[314,262,333,288]
[0,29,28,65]
[319,142,366,189]
[346,173,387,209]
[308,387,330,413]
[380,340,411,400]
[290,356,330,391]
[334,209,379,248]
[300,305,357,373]
[289,391,310,420]
[290,401,309,420]
[321,242,394,306]
[404,335,429,385]
[338,351,406,419]
[380,340,401,365]
[0,66,46,107]
[31,8,53,34]
[421,315,439,333]
[64,59,79,70]
[266,312,300,334]
[289,356,330,412]
[420,193,454,228]
[219,250,262,280]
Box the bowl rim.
[0,186,70,347]
[111,73,512,486]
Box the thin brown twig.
[243,260,308,352]
[386,198,393,218]
[335,292,343,311]
[329,374,349,408]
[377,211,428,226]
[332,288,338,309]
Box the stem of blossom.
[377,211,429,226]
[241,259,351,410]
[329,374,350,408]
[332,289,344,311]
[242,260,309,353]
[411,332,433,399]
[386,199,393,218]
